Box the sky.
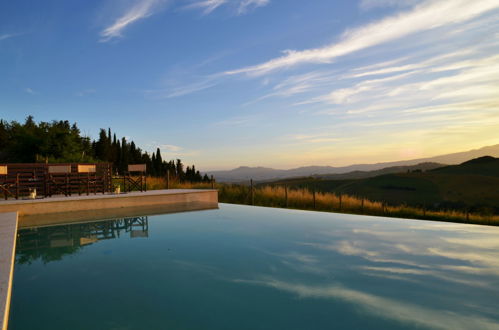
[1,0,498,170]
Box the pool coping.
[0,212,17,330]
[0,189,218,216]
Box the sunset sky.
[1,0,498,170]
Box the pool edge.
[0,212,17,330]
[0,189,218,216]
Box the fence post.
[361,198,364,213]
[166,169,170,189]
[313,187,316,209]
[250,179,254,205]
[285,184,288,208]
[339,194,342,211]
[466,208,469,222]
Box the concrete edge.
[0,212,17,330]
[0,189,219,217]
[0,189,217,206]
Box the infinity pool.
[9,204,499,329]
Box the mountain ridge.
[207,144,499,182]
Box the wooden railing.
[0,163,113,199]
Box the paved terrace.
[0,189,218,330]
[0,213,17,330]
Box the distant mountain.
[315,162,444,181]
[208,144,499,182]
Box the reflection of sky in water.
[10,204,499,330]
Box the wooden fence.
[0,163,113,199]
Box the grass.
[141,176,499,226]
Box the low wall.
[0,189,218,217]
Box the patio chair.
[47,165,72,197]
[76,164,97,195]
[124,164,147,192]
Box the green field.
[265,157,499,214]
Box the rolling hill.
[266,156,499,212]
[208,144,499,182]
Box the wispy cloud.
[359,0,421,11]
[25,88,38,95]
[183,0,227,15]
[225,0,499,76]
[0,33,17,41]
[144,74,221,98]
[237,0,270,15]
[100,0,166,42]
[183,0,270,15]
[75,89,96,97]
[159,144,182,152]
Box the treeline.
[0,116,209,182]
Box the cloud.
[359,0,421,11]
[237,0,270,15]
[159,144,182,152]
[100,0,166,42]
[76,89,96,97]
[183,0,227,15]
[25,88,38,95]
[0,33,16,41]
[183,0,270,15]
[225,0,499,76]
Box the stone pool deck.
[0,189,218,330]
[0,213,17,330]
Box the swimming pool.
[9,204,499,329]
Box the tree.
[0,116,205,181]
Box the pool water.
[9,204,499,329]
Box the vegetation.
[0,116,208,181]
[143,177,499,226]
[266,156,499,216]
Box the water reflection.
[16,216,149,264]
[9,205,499,329]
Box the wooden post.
[361,198,364,213]
[87,172,90,195]
[339,194,342,211]
[166,169,170,189]
[313,187,316,209]
[66,173,70,196]
[250,179,254,205]
[285,185,288,208]
[16,173,19,200]
[466,208,469,222]
[211,175,215,189]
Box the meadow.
[143,176,499,226]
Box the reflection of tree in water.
[16,216,148,265]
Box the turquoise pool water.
[9,204,499,329]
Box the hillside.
[266,156,499,213]
[209,144,499,182]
